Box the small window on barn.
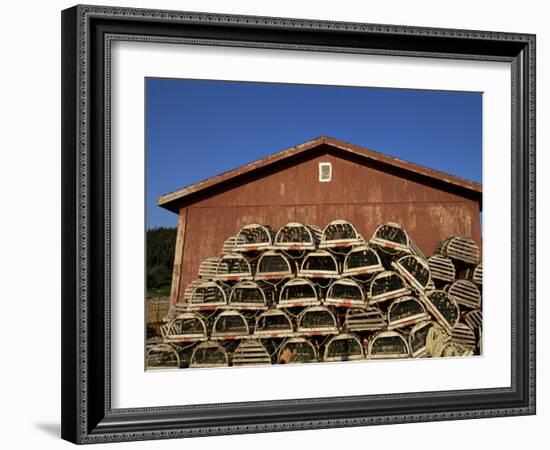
[319,162,332,182]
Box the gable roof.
[158,136,482,213]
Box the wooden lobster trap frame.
[227,280,269,310]
[323,333,364,362]
[368,330,410,360]
[369,222,411,255]
[234,223,274,252]
[391,254,432,293]
[231,339,272,366]
[296,306,339,336]
[146,343,181,370]
[387,296,430,330]
[451,322,477,349]
[319,219,363,251]
[448,279,481,309]
[419,290,460,334]
[298,250,340,279]
[472,263,483,285]
[461,263,483,286]
[161,313,208,343]
[277,277,320,308]
[426,279,436,292]
[198,256,221,279]
[427,254,456,284]
[222,235,237,254]
[324,278,366,308]
[277,338,318,364]
[254,309,294,338]
[188,280,227,310]
[437,236,480,265]
[369,271,410,305]
[189,341,229,368]
[345,307,387,332]
[273,222,321,251]
[342,245,384,279]
[215,253,254,282]
[255,251,294,281]
[180,279,203,305]
[211,310,251,340]
[463,309,482,332]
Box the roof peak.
[158,136,481,213]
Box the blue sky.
[146,78,482,229]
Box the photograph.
[144,78,483,370]
[57,3,536,444]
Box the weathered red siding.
[173,152,481,304]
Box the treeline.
[147,226,177,296]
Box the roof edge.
[158,136,482,213]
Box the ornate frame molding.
[61,5,535,444]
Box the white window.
[318,162,332,182]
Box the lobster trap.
[369,271,410,304]
[234,224,273,252]
[463,309,482,332]
[297,306,339,335]
[146,343,181,370]
[387,296,430,330]
[278,338,318,364]
[273,222,321,251]
[254,309,294,338]
[473,263,483,285]
[222,235,237,254]
[231,339,272,366]
[299,250,340,279]
[323,333,364,362]
[436,236,480,265]
[180,279,203,305]
[188,280,227,310]
[228,281,269,310]
[420,290,460,334]
[447,279,481,309]
[451,323,477,349]
[215,253,253,282]
[392,254,432,292]
[369,222,410,254]
[211,311,251,340]
[189,341,229,368]
[278,277,320,308]
[325,278,366,308]
[319,219,363,251]
[342,245,384,279]
[255,251,293,281]
[345,307,387,332]
[368,331,410,359]
[427,254,456,283]
[161,313,208,343]
[462,263,483,285]
[198,256,221,279]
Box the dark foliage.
[147,227,177,292]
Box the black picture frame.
[61,4,536,444]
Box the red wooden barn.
[158,136,482,306]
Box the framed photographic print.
[61,4,536,444]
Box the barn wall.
[172,153,481,303]
[190,153,471,207]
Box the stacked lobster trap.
[146,220,483,370]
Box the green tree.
[147,227,177,297]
